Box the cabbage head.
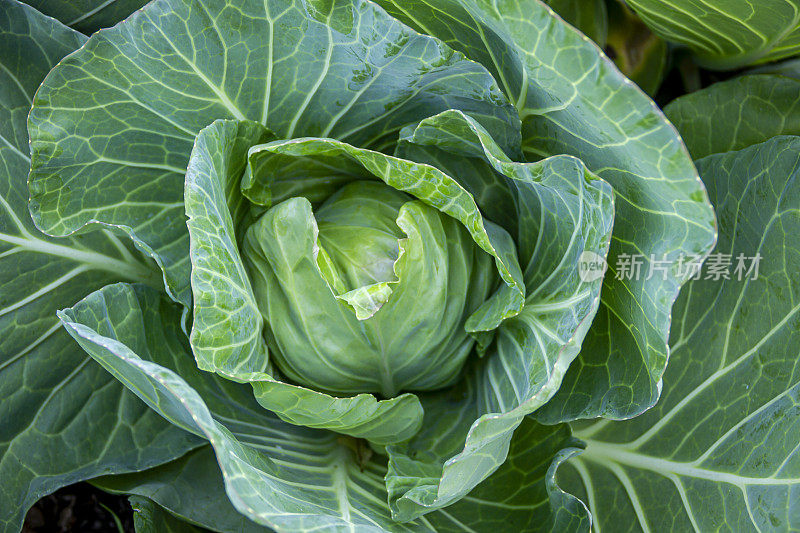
[0,0,723,531]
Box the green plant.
[1,0,797,531]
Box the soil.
[23,483,134,533]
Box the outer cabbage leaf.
[100,421,590,533]
[21,0,148,34]
[625,0,800,69]
[373,0,716,423]
[382,111,613,521]
[27,0,518,308]
[0,3,200,531]
[58,282,437,532]
[665,75,800,160]
[563,136,800,532]
[185,120,423,444]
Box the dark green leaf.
[564,136,800,532]
[0,3,199,531]
[103,422,592,533]
[22,0,148,34]
[665,75,800,160]
[130,496,214,533]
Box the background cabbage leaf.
[664,74,800,160]
[624,0,800,69]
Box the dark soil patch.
[23,483,134,533]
